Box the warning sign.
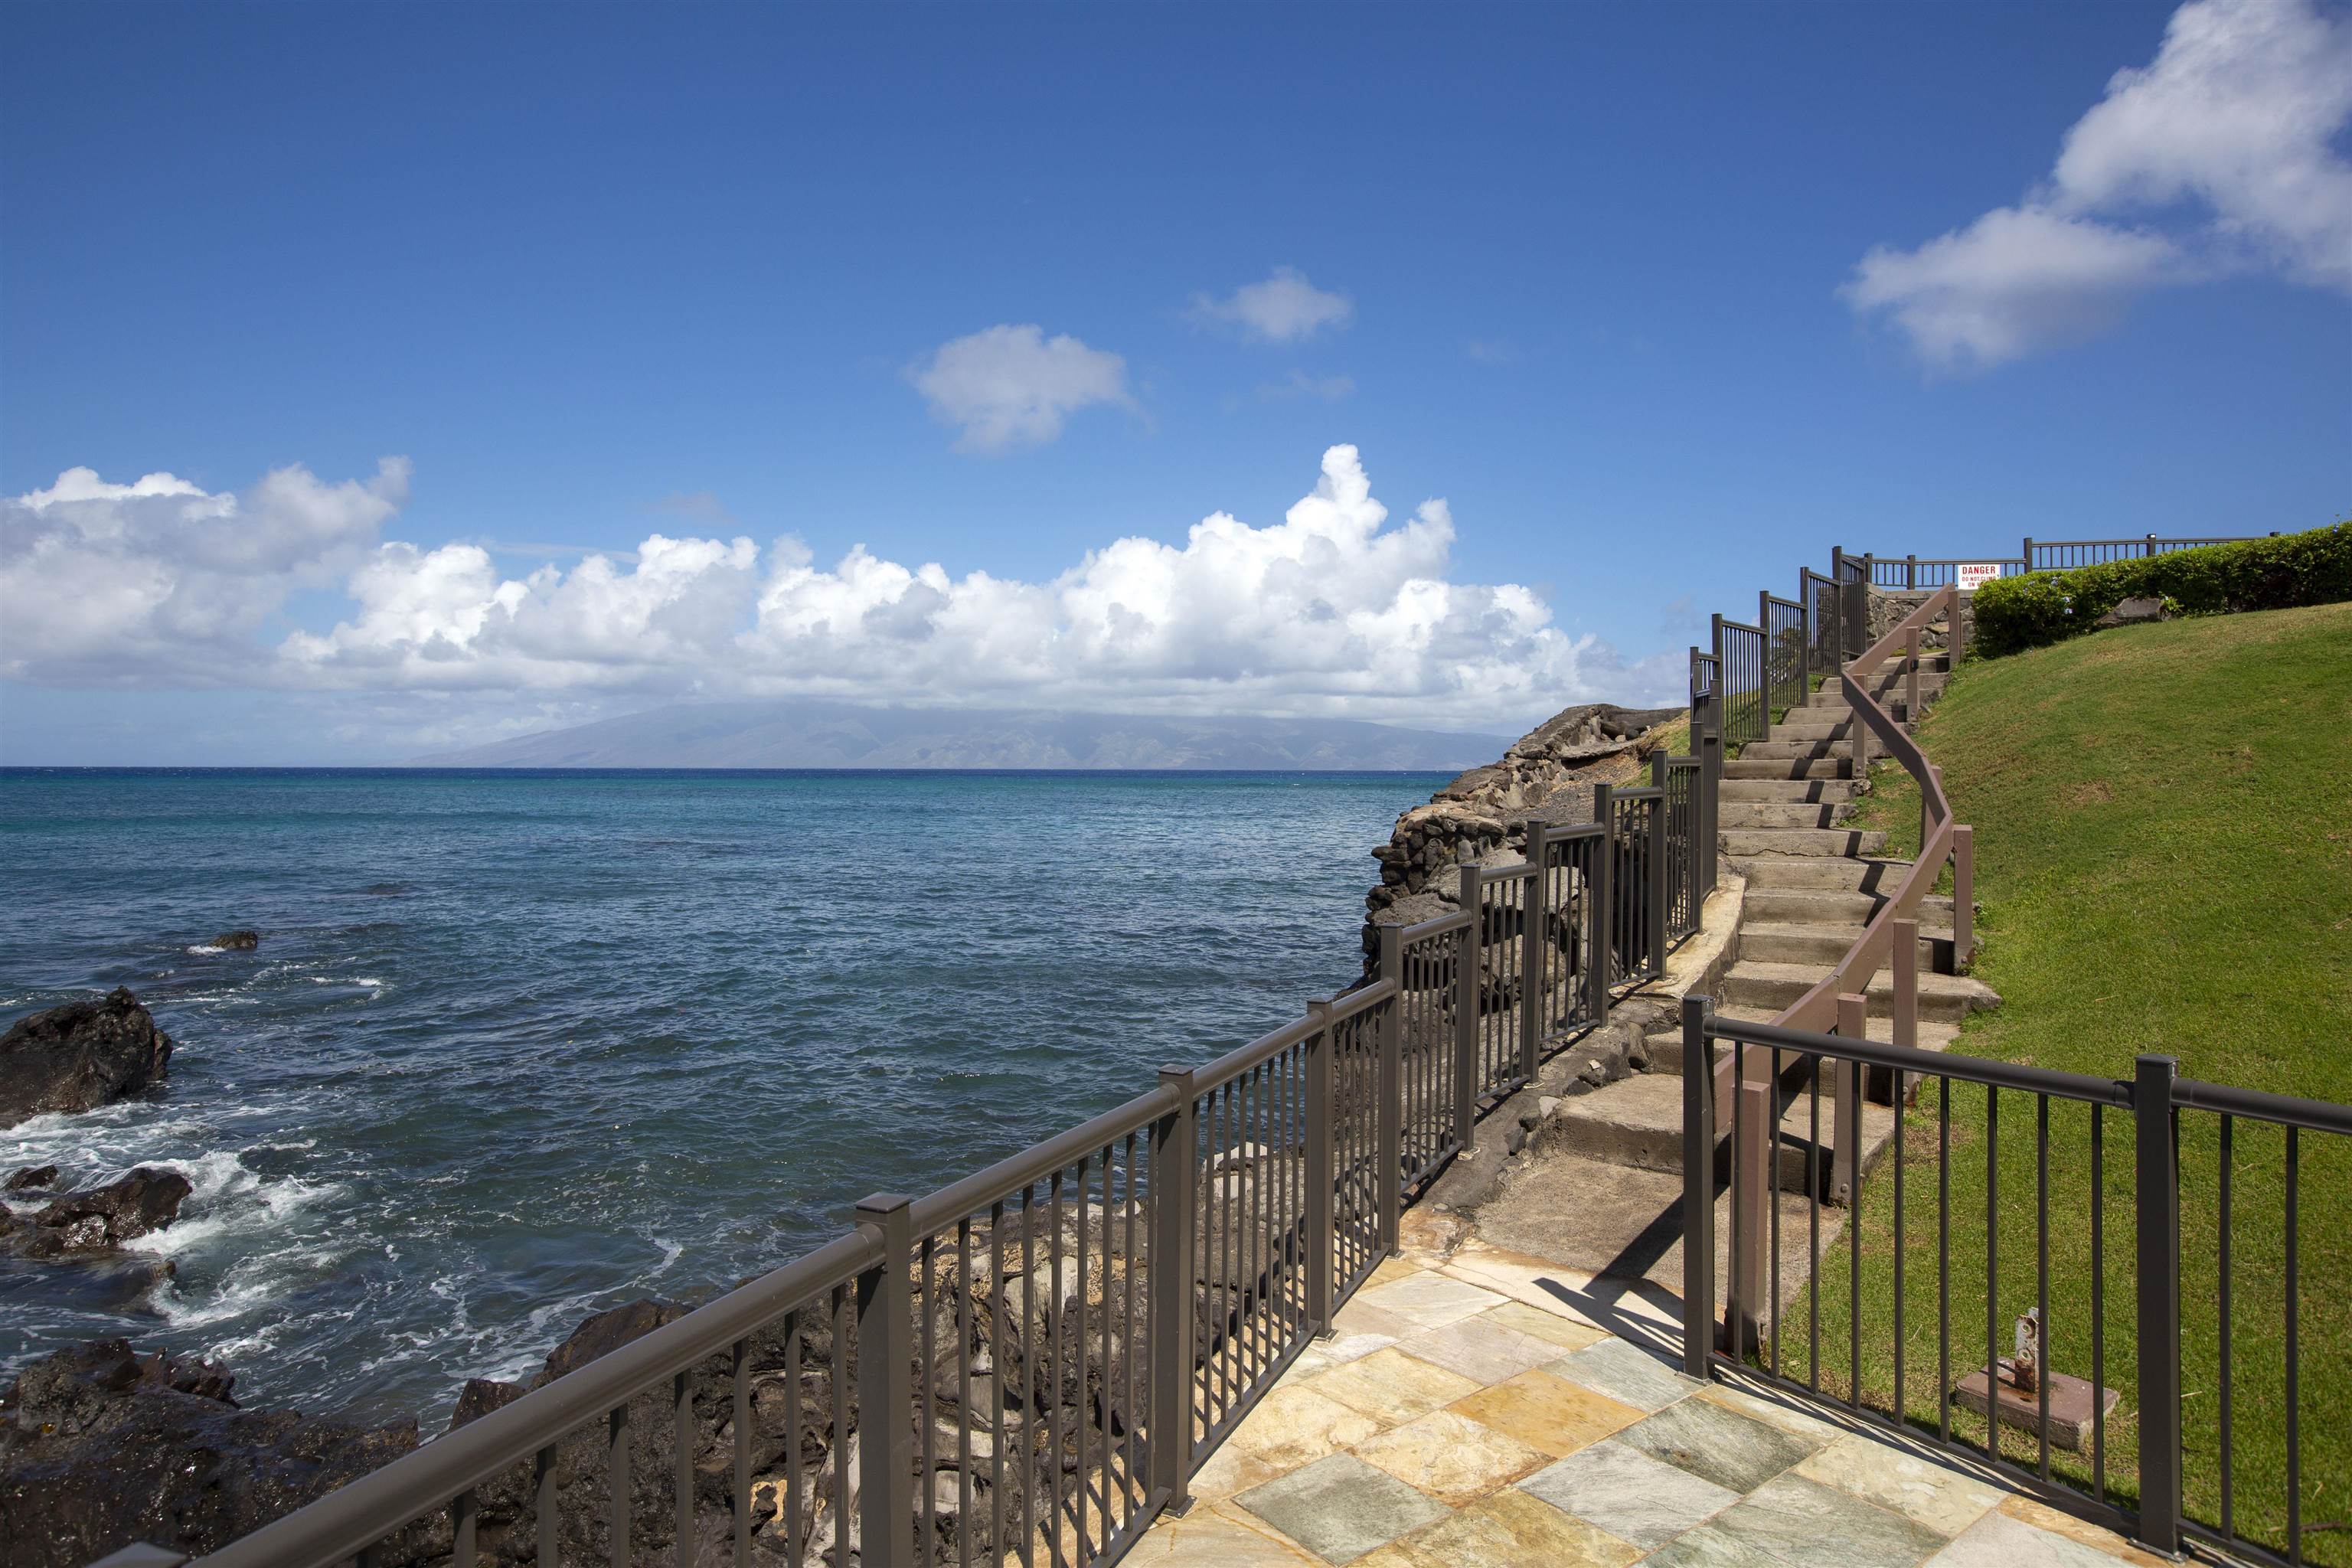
[1955,563,2002,593]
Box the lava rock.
[2093,595,2172,629]
[0,1339,427,1568]
[0,988,175,1130]
[5,1165,57,1192]
[209,929,262,951]
[8,1168,193,1259]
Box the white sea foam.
[186,943,226,955]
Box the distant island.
[406,700,1517,771]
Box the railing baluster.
[674,1369,693,1568]
[608,1401,629,1568]
[2037,1095,2051,1481]
[538,1441,560,1568]
[1939,1076,1952,1449]
[2134,1055,2182,1554]
[452,1488,477,1568]
[2091,1104,2105,1507]
[732,1337,750,1567]
[2286,1124,2301,1566]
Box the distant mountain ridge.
[407,701,1517,771]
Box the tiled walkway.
[1135,1239,2164,1568]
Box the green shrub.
[1971,523,2352,657]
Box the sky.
[2,0,2347,765]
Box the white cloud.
[1844,0,2352,369]
[2,447,1679,732]
[1191,267,1354,344]
[0,458,409,683]
[909,324,1134,452]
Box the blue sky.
[3,1,2347,763]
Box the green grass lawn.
[1766,602,2352,1563]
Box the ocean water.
[0,768,1437,1426]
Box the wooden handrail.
[1715,585,1962,1095]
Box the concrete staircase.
[1543,647,1998,1221]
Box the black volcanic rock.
[5,1165,57,1192]
[0,989,175,1130]
[13,1168,193,1257]
[0,1339,427,1568]
[209,929,262,951]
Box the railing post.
[1709,613,1726,740]
[1698,721,1722,901]
[1949,586,1968,667]
[2134,1054,2183,1556]
[1589,786,1614,1028]
[1150,1067,1199,1513]
[1892,917,1919,1055]
[1734,1074,1771,1356]
[2022,535,2034,573]
[1455,847,1481,1152]
[1519,823,1547,1083]
[1680,995,1717,1378]
[1647,779,1669,978]
[1375,926,1404,1252]
[1926,763,1942,854]
[1303,1000,1335,1338]
[1952,825,1975,967]
[1906,553,1918,590]
[1832,993,1865,1206]
[1906,628,1921,727]
[854,1192,916,1568]
[1851,675,1871,778]
[2145,532,2157,559]
[1827,551,1846,666]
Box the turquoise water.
[0,768,1434,1424]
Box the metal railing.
[1680,1010,2352,1568]
[1831,534,2275,589]
[152,734,1706,1568]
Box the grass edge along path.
[1766,603,2352,1565]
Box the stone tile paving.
[1135,1243,2170,1568]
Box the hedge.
[1969,523,2352,658]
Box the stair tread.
[1726,959,1997,998]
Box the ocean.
[0,767,1439,1426]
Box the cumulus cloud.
[2,447,1678,730]
[909,325,1135,452]
[1844,0,2352,369]
[1191,267,1354,343]
[0,458,410,684]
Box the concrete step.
[1718,801,1857,830]
[1739,920,1950,969]
[1641,1006,1962,1076]
[1806,677,1946,713]
[1720,959,1999,1024]
[1723,757,1854,780]
[1742,887,1958,927]
[1729,856,1917,893]
[1718,778,1863,804]
[1718,827,1889,858]
[1768,715,1855,740]
[1548,1065,1896,1199]
[1739,738,1854,762]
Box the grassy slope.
[1780,603,2352,1562]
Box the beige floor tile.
[1448,1367,1646,1458]
[1279,1329,1398,1386]
[1186,1435,1291,1504]
[1366,1256,1426,1289]
[1354,1487,1645,1568]
[1995,1494,2173,1565]
[1215,1383,1387,1473]
[1331,1296,1420,1340]
[1795,1432,2007,1536]
[1396,1312,1570,1385]
[1349,1271,1510,1331]
[1692,1380,1854,1446]
[1485,1298,1609,1351]
[1308,1347,1485,1426]
[1350,1407,1552,1506]
[1129,1498,1324,1564]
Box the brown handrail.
[1712,584,1963,1101]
